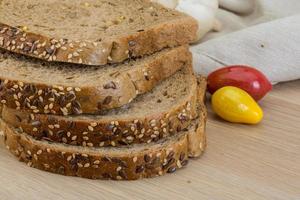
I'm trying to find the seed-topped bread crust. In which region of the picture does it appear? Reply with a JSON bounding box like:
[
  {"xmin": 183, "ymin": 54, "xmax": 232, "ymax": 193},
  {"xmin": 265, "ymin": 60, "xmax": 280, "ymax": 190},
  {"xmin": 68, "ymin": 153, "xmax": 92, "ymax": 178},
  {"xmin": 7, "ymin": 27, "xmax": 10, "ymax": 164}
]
[
  {"xmin": 1, "ymin": 69, "xmax": 203, "ymax": 147},
  {"xmin": 0, "ymin": 0, "xmax": 198, "ymax": 65},
  {"xmin": 0, "ymin": 46, "xmax": 191, "ymax": 115},
  {"xmin": 1, "ymin": 108, "xmax": 206, "ymax": 180}
]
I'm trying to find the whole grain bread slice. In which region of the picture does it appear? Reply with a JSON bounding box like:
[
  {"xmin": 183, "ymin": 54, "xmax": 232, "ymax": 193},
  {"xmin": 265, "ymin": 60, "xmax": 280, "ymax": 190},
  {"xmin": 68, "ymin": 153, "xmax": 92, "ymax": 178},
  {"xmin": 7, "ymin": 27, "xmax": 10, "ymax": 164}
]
[
  {"xmin": 1, "ymin": 70, "xmax": 203, "ymax": 148},
  {"xmin": 1, "ymin": 108, "xmax": 206, "ymax": 180},
  {"xmin": 0, "ymin": 0, "xmax": 198, "ymax": 65},
  {"xmin": 0, "ymin": 46, "xmax": 191, "ymax": 115}
]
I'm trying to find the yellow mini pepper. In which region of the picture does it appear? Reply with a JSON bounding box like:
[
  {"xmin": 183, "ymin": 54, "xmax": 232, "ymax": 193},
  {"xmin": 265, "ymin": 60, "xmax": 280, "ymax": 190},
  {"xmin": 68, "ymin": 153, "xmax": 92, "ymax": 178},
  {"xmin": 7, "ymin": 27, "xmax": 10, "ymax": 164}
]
[{"xmin": 212, "ymin": 86, "xmax": 263, "ymax": 124}]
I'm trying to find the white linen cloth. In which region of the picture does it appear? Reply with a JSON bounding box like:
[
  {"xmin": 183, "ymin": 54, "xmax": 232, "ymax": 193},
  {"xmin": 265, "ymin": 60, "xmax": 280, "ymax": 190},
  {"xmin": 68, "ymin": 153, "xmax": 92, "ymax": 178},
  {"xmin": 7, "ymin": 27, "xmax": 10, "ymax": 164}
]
[{"xmin": 191, "ymin": 0, "xmax": 300, "ymax": 84}]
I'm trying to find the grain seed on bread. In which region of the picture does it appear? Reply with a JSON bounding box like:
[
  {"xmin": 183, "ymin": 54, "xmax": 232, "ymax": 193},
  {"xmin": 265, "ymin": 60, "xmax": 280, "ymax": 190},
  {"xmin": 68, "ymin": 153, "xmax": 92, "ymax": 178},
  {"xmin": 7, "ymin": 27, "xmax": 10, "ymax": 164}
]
[
  {"xmin": 1, "ymin": 111, "xmax": 206, "ymax": 180},
  {"xmin": 2, "ymin": 68, "xmax": 203, "ymax": 147},
  {"xmin": 0, "ymin": 0, "xmax": 198, "ymax": 65},
  {"xmin": 0, "ymin": 46, "xmax": 191, "ymax": 115}
]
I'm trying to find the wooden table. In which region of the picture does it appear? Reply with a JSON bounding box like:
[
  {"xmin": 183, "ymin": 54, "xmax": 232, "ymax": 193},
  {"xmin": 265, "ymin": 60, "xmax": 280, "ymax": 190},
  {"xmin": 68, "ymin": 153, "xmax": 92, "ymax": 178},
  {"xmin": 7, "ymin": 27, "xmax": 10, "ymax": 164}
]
[{"xmin": 0, "ymin": 80, "xmax": 299, "ymax": 200}]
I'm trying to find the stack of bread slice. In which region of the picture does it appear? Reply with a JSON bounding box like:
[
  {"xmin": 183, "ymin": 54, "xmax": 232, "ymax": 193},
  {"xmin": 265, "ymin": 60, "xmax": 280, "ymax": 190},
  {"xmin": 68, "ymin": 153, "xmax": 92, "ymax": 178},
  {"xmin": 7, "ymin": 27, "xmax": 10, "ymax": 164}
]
[{"xmin": 0, "ymin": 0, "xmax": 207, "ymax": 180}]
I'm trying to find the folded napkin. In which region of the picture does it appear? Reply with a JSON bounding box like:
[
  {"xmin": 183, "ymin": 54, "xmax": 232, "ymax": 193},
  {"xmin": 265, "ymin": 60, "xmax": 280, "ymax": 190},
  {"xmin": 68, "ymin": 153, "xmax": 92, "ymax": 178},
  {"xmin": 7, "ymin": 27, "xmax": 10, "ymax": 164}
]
[
  {"xmin": 192, "ymin": 15, "xmax": 300, "ymax": 84},
  {"xmin": 191, "ymin": 0, "xmax": 300, "ymax": 84},
  {"xmin": 153, "ymin": 0, "xmax": 300, "ymax": 84}
]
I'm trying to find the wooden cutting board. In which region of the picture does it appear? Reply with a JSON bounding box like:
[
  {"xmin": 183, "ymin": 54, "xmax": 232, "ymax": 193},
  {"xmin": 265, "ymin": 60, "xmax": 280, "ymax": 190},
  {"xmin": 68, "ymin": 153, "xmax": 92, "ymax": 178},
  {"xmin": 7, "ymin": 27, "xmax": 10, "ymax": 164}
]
[{"xmin": 0, "ymin": 80, "xmax": 299, "ymax": 200}]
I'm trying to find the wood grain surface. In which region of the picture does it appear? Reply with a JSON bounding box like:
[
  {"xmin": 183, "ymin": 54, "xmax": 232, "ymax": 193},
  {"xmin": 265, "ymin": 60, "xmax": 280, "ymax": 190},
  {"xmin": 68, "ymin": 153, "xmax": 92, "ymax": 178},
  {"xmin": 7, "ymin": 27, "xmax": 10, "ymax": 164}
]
[{"xmin": 0, "ymin": 80, "xmax": 299, "ymax": 200}]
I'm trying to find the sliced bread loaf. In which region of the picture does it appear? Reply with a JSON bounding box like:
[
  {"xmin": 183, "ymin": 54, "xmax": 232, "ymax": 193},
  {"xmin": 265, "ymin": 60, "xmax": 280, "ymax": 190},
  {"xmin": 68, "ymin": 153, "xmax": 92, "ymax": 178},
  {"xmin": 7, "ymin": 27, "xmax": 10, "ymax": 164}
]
[
  {"xmin": 0, "ymin": 46, "xmax": 191, "ymax": 115},
  {"xmin": 1, "ymin": 69, "xmax": 203, "ymax": 148},
  {"xmin": 1, "ymin": 107, "xmax": 206, "ymax": 180},
  {"xmin": 0, "ymin": 0, "xmax": 198, "ymax": 65}
]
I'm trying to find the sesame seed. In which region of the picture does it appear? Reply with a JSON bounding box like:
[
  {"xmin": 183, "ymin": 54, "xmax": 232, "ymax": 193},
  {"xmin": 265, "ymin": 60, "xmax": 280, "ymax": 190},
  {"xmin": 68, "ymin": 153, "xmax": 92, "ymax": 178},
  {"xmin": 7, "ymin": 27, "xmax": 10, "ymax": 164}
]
[
  {"xmin": 111, "ymin": 141, "xmax": 116, "ymax": 146},
  {"xmin": 82, "ymin": 132, "xmax": 88, "ymax": 135},
  {"xmin": 30, "ymin": 106, "xmax": 37, "ymax": 110},
  {"xmin": 54, "ymin": 124, "xmax": 60, "ymax": 128},
  {"xmin": 133, "ymin": 156, "xmax": 138, "ymax": 163},
  {"xmin": 150, "ymin": 119, "xmax": 156, "ymax": 124},
  {"xmin": 130, "ymin": 126, "xmax": 135, "ymax": 132},
  {"xmin": 33, "ymin": 128, "xmax": 38, "ymax": 132},
  {"xmin": 66, "ymin": 102, "xmax": 72, "ymax": 108},
  {"xmin": 83, "ymin": 136, "xmax": 89, "ymax": 141},
  {"xmin": 18, "ymin": 82, "xmax": 24, "ymax": 87},
  {"xmin": 67, "ymin": 132, "xmax": 71, "ymax": 137},
  {"xmin": 82, "ymin": 154, "xmax": 88, "ymax": 157},
  {"xmin": 71, "ymin": 135, "xmax": 77, "ymax": 141},
  {"xmin": 61, "ymin": 46, "xmax": 67, "ymax": 51},
  {"xmin": 73, "ymin": 52, "xmax": 79, "ymax": 57},
  {"xmin": 99, "ymin": 142, "xmax": 105, "ymax": 147},
  {"xmin": 65, "ymin": 87, "xmax": 73, "ymax": 92},
  {"xmin": 87, "ymin": 143, "xmax": 93, "ymax": 147},
  {"xmin": 1, "ymin": 100, "xmax": 7, "ymax": 104},
  {"xmin": 37, "ymin": 150, "xmax": 42, "ymax": 155},
  {"xmin": 30, "ymin": 114, "xmax": 35, "ymax": 120},
  {"xmin": 67, "ymin": 156, "xmax": 72, "ymax": 161},
  {"xmin": 46, "ymin": 148, "xmax": 51, "ymax": 153},
  {"xmin": 49, "ymin": 103, "xmax": 54, "ymax": 109},
  {"xmin": 15, "ymin": 101, "xmax": 21, "ymax": 107},
  {"xmin": 94, "ymin": 160, "xmax": 100, "ymax": 164},
  {"xmin": 75, "ymin": 87, "xmax": 81, "ymax": 92},
  {"xmin": 48, "ymin": 130, "xmax": 53, "ymax": 136},
  {"xmin": 48, "ymin": 125, "xmax": 54, "ymax": 129},
  {"xmin": 116, "ymin": 166, "xmax": 122, "ymax": 171},
  {"xmin": 58, "ymin": 86, "xmax": 64, "ymax": 91},
  {"xmin": 88, "ymin": 126, "xmax": 94, "ymax": 131},
  {"xmin": 90, "ymin": 122, "xmax": 97, "ymax": 127},
  {"xmin": 126, "ymin": 136, "xmax": 134, "ymax": 141},
  {"xmin": 77, "ymin": 163, "xmax": 83, "ymax": 168},
  {"xmin": 27, "ymin": 150, "xmax": 31, "ymax": 155}
]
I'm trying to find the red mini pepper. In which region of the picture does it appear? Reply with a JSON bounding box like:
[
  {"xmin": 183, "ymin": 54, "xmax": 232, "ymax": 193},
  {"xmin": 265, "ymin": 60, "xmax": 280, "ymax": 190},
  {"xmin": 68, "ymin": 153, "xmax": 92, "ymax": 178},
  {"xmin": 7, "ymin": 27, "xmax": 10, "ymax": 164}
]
[{"xmin": 207, "ymin": 65, "xmax": 272, "ymax": 101}]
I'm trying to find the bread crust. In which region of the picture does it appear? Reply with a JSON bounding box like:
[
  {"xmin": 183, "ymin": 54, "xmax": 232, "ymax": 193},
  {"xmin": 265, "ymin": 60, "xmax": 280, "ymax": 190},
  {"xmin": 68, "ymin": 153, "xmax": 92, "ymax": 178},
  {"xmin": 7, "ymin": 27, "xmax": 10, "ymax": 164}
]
[
  {"xmin": 1, "ymin": 112, "xmax": 206, "ymax": 180},
  {"xmin": 0, "ymin": 15, "xmax": 197, "ymax": 65},
  {"xmin": 0, "ymin": 76, "xmax": 207, "ymax": 180},
  {"xmin": 0, "ymin": 46, "xmax": 191, "ymax": 115},
  {"xmin": 1, "ymin": 70, "xmax": 205, "ymax": 148},
  {"xmin": 188, "ymin": 76, "xmax": 207, "ymax": 157}
]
